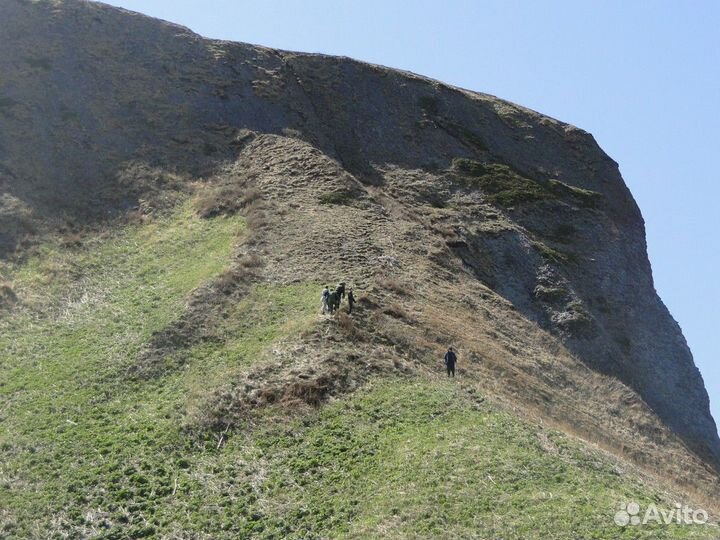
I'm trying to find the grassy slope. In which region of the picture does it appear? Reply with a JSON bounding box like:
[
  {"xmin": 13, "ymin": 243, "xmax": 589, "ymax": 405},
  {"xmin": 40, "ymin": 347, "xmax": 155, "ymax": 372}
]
[{"xmin": 0, "ymin": 204, "xmax": 717, "ymax": 539}]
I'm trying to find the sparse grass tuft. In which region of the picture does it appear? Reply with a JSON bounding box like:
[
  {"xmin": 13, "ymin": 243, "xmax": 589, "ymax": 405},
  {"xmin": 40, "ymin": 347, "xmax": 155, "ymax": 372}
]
[
  {"xmin": 532, "ymin": 240, "xmax": 575, "ymax": 264},
  {"xmin": 376, "ymin": 276, "xmax": 409, "ymax": 296},
  {"xmin": 548, "ymin": 179, "xmax": 604, "ymax": 208},
  {"xmin": 382, "ymin": 302, "xmax": 412, "ymax": 322},
  {"xmin": 194, "ymin": 181, "xmax": 261, "ymax": 219},
  {"xmin": 319, "ymin": 190, "xmax": 356, "ymax": 206},
  {"xmin": 561, "ymin": 299, "xmax": 595, "ymax": 333},
  {"xmin": 238, "ymin": 253, "xmax": 264, "ymax": 268},
  {"xmin": 567, "ymin": 299, "xmax": 592, "ymax": 319},
  {"xmin": 59, "ymin": 230, "xmax": 83, "ymax": 248},
  {"xmin": 215, "ymin": 267, "xmax": 254, "ymax": 295},
  {"xmin": 534, "ymin": 284, "xmax": 568, "ymax": 302},
  {"xmin": 244, "ymin": 199, "xmax": 270, "ymax": 231},
  {"xmin": 335, "ymin": 311, "xmax": 357, "ymax": 336},
  {"xmin": 0, "ymin": 282, "xmax": 17, "ymax": 309},
  {"xmin": 452, "ymin": 157, "xmax": 490, "ymax": 177}
]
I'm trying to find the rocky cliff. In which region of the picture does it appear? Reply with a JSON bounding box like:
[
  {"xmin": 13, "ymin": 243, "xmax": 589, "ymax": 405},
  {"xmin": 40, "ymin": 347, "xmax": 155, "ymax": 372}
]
[{"xmin": 1, "ymin": 0, "xmax": 718, "ymax": 513}]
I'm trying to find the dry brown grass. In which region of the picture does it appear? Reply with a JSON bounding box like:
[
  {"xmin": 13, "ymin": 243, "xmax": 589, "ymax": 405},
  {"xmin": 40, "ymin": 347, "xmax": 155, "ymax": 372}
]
[
  {"xmin": 59, "ymin": 231, "xmax": 83, "ymax": 248},
  {"xmin": 244, "ymin": 199, "xmax": 270, "ymax": 231},
  {"xmin": 364, "ymin": 305, "xmax": 432, "ymax": 361},
  {"xmin": 123, "ymin": 209, "xmax": 146, "ymax": 225},
  {"xmin": 335, "ymin": 311, "xmax": 356, "ymax": 336},
  {"xmin": 0, "ymin": 282, "xmax": 17, "ymax": 310},
  {"xmin": 194, "ymin": 182, "xmax": 262, "ymax": 219},
  {"xmin": 215, "ymin": 267, "xmax": 255, "ymax": 296},
  {"xmin": 194, "ymin": 184, "xmax": 242, "ymax": 218},
  {"xmin": 376, "ymin": 276, "xmax": 408, "ymax": 296},
  {"xmin": 238, "ymin": 253, "xmax": 265, "ymax": 268},
  {"xmin": 240, "ymin": 187, "xmax": 262, "ymax": 207},
  {"xmin": 382, "ymin": 303, "xmax": 413, "ymax": 322},
  {"xmin": 116, "ymin": 163, "xmax": 191, "ymax": 215},
  {"xmin": 276, "ymin": 375, "xmax": 336, "ymax": 407},
  {"xmin": 433, "ymin": 224, "xmax": 457, "ymax": 239}
]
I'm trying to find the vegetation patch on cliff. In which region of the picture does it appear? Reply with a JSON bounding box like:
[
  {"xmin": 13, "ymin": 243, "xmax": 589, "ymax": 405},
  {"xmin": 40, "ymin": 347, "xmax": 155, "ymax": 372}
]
[
  {"xmin": 452, "ymin": 158, "xmax": 549, "ymax": 206},
  {"xmin": 452, "ymin": 158, "xmax": 604, "ymax": 211},
  {"xmin": 548, "ymin": 179, "xmax": 604, "ymax": 208}
]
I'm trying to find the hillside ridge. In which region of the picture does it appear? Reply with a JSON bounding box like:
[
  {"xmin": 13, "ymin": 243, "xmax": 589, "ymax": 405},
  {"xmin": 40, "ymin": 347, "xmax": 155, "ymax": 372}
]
[{"xmin": 1, "ymin": 1, "xmax": 718, "ymax": 535}]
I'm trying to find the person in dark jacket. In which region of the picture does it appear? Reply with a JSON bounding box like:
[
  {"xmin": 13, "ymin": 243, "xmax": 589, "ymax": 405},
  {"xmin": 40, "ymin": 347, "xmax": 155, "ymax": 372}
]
[
  {"xmin": 326, "ymin": 291, "xmax": 338, "ymax": 314},
  {"xmin": 444, "ymin": 347, "xmax": 457, "ymax": 377},
  {"xmin": 347, "ymin": 288, "xmax": 355, "ymax": 314},
  {"xmin": 321, "ymin": 285, "xmax": 330, "ymax": 314},
  {"xmin": 335, "ymin": 282, "xmax": 346, "ymax": 311}
]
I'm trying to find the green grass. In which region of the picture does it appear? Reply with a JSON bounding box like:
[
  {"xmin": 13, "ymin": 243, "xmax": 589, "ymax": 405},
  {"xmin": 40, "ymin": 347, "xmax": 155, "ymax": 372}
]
[
  {"xmin": 452, "ymin": 158, "xmax": 549, "ymax": 206},
  {"xmin": 451, "ymin": 159, "xmax": 604, "ymax": 211},
  {"xmin": 177, "ymin": 380, "xmax": 716, "ymax": 539},
  {"xmin": 0, "ymin": 201, "xmax": 314, "ymax": 538},
  {"xmin": 0, "ymin": 201, "xmax": 716, "ymax": 538},
  {"xmin": 548, "ymin": 179, "xmax": 604, "ymax": 208},
  {"xmin": 565, "ymin": 299, "xmax": 594, "ymax": 327},
  {"xmin": 534, "ymin": 285, "xmax": 569, "ymax": 302},
  {"xmin": 181, "ymin": 282, "xmax": 320, "ymax": 409},
  {"xmin": 531, "ymin": 240, "xmax": 576, "ymax": 265}
]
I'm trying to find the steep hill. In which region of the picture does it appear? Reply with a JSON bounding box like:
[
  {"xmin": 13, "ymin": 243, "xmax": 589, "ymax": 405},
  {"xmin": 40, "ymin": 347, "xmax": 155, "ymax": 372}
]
[{"xmin": 1, "ymin": 0, "xmax": 718, "ymax": 538}]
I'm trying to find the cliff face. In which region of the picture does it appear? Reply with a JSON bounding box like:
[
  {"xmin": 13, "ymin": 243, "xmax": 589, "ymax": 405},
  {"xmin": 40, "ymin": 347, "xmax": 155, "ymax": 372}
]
[{"xmin": 1, "ymin": 0, "xmax": 718, "ymax": 475}]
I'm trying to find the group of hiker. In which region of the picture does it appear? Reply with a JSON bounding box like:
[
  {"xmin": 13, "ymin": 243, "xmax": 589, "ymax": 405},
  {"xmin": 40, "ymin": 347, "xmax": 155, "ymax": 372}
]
[
  {"xmin": 320, "ymin": 285, "xmax": 459, "ymax": 377},
  {"xmin": 321, "ymin": 282, "xmax": 356, "ymax": 315}
]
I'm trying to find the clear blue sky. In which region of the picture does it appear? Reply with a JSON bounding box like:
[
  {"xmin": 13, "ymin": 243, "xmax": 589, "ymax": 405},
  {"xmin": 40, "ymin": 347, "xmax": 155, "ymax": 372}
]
[{"xmin": 102, "ymin": 0, "xmax": 720, "ymax": 428}]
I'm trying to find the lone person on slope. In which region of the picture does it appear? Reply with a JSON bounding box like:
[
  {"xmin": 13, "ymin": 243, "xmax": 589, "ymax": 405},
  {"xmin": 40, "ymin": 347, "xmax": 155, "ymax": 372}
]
[{"xmin": 444, "ymin": 347, "xmax": 458, "ymax": 378}]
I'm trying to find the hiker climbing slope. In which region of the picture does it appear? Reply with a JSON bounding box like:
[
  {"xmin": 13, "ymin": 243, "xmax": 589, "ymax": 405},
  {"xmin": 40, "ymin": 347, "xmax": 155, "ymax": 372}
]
[
  {"xmin": 321, "ymin": 285, "xmax": 330, "ymax": 314},
  {"xmin": 334, "ymin": 282, "xmax": 346, "ymax": 311},
  {"xmin": 444, "ymin": 347, "xmax": 458, "ymax": 378},
  {"xmin": 347, "ymin": 288, "xmax": 355, "ymax": 314}
]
